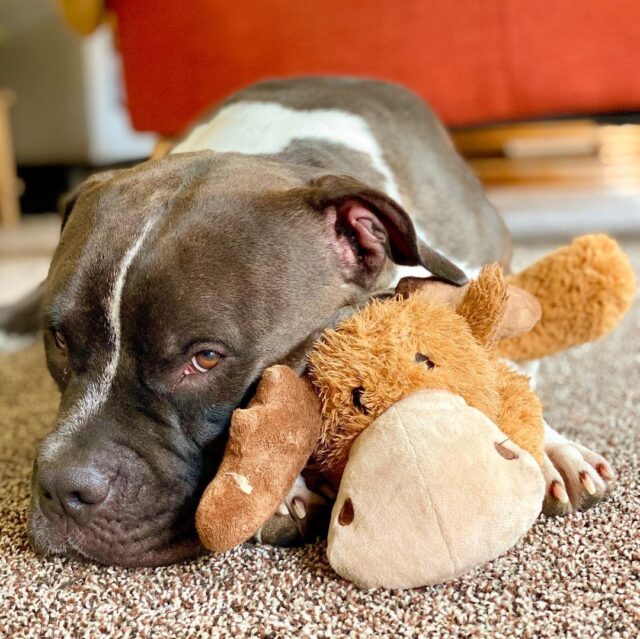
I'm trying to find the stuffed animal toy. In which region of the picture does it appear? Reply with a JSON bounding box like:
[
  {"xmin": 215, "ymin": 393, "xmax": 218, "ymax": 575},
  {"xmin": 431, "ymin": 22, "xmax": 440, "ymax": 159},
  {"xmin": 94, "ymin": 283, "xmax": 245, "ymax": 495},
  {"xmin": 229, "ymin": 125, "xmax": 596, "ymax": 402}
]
[{"xmin": 196, "ymin": 234, "xmax": 635, "ymax": 589}]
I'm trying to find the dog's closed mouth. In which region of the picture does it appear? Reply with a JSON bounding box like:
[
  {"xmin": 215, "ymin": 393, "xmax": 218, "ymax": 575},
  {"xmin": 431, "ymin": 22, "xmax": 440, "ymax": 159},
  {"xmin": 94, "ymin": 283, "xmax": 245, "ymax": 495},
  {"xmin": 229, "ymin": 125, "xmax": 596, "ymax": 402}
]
[{"xmin": 28, "ymin": 495, "xmax": 206, "ymax": 567}]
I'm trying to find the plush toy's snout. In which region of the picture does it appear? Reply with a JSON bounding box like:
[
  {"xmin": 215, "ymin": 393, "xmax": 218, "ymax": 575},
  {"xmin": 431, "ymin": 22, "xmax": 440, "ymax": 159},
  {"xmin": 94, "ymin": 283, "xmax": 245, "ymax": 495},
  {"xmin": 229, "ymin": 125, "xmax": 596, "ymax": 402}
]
[{"xmin": 326, "ymin": 389, "xmax": 545, "ymax": 590}]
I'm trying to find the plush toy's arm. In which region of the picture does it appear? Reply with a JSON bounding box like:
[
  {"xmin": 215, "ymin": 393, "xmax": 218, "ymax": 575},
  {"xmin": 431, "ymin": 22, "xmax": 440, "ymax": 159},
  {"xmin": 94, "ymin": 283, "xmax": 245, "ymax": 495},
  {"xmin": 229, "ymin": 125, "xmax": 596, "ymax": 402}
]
[
  {"xmin": 196, "ymin": 365, "xmax": 323, "ymax": 552},
  {"xmin": 498, "ymin": 234, "xmax": 636, "ymax": 361}
]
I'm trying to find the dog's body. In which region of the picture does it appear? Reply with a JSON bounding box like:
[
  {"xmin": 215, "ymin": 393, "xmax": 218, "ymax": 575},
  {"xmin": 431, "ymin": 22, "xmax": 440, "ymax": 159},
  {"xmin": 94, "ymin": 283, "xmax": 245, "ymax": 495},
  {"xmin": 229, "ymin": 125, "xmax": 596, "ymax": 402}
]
[{"xmin": 2, "ymin": 78, "xmax": 612, "ymax": 566}]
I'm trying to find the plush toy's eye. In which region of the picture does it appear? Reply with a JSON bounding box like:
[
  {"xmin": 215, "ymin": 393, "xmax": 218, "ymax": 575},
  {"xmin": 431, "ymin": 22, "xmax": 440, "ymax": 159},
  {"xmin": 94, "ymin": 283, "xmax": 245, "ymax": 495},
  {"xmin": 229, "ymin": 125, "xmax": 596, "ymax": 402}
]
[
  {"xmin": 351, "ymin": 386, "xmax": 369, "ymax": 414},
  {"xmin": 415, "ymin": 352, "xmax": 435, "ymax": 369}
]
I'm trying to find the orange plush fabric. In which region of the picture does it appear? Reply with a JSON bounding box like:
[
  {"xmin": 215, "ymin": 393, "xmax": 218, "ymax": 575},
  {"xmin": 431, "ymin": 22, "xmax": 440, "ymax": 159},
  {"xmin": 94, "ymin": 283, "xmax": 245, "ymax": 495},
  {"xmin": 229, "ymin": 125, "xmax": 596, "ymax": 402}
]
[
  {"xmin": 107, "ymin": 0, "xmax": 640, "ymax": 135},
  {"xmin": 498, "ymin": 235, "xmax": 637, "ymax": 362},
  {"xmin": 309, "ymin": 265, "xmax": 545, "ymax": 481},
  {"xmin": 309, "ymin": 234, "xmax": 635, "ymax": 481}
]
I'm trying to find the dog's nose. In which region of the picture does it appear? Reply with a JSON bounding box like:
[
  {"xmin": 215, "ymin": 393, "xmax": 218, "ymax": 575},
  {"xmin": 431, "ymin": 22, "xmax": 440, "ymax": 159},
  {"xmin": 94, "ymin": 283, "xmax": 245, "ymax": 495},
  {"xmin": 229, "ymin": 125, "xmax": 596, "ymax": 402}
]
[{"xmin": 38, "ymin": 464, "xmax": 110, "ymax": 525}]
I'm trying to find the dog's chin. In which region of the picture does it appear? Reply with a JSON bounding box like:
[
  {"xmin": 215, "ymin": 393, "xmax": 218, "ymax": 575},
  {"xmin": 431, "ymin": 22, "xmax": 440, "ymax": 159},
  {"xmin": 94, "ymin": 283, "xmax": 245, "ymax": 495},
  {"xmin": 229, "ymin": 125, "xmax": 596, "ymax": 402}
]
[{"xmin": 28, "ymin": 505, "xmax": 205, "ymax": 567}]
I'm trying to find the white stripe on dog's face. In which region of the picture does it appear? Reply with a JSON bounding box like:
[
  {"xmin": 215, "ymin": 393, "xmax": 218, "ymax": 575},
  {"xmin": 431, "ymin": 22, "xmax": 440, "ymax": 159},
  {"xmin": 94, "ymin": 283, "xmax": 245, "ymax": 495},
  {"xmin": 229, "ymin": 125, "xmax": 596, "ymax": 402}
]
[
  {"xmin": 172, "ymin": 101, "xmax": 402, "ymax": 203},
  {"xmin": 41, "ymin": 217, "xmax": 158, "ymax": 461}
]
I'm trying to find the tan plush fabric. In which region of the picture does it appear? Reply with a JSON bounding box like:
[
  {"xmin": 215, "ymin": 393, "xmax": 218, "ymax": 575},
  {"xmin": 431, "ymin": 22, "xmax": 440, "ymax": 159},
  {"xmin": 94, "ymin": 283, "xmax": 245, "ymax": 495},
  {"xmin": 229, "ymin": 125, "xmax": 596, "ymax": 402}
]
[
  {"xmin": 0, "ymin": 240, "xmax": 639, "ymax": 637},
  {"xmin": 327, "ymin": 390, "xmax": 545, "ymax": 590}
]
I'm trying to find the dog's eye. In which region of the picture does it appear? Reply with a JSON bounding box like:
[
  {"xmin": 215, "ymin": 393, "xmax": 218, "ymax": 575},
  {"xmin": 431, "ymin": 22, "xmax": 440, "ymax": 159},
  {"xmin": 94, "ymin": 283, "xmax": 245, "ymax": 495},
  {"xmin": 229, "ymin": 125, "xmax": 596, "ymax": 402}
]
[
  {"xmin": 190, "ymin": 350, "xmax": 221, "ymax": 373},
  {"xmin": 351, "ymin": 386, "xmax": 369, "ymax": 415},
  {"xmin": 415, "ymin": 352, "xmax": 435, "ymax": 369},
  {"xmin": 51, "ymin": 329, "xmax": 67, "ymax": 353}
]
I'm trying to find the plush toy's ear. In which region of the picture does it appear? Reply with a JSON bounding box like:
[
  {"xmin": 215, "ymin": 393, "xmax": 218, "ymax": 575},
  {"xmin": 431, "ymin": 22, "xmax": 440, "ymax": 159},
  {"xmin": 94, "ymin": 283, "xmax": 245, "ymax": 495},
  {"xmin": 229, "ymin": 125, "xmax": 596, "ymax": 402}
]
[
  {"xmin": 306, "ymin": 175, "xmax": 468, "ymax": 288},
  {"xmin": 458, "ymin": 266, "xmax": 541, "ymax": 344},
  {"xmin": 495, "ymin": 284, "xmax": 542, "ymax": 340},
  {"xmin": 397, "ymin": 266, "xmax": 541, "ymax": 345},
  {"xmin": 396, "ymin": 276, "xmax": 469, "ymax": 306}
]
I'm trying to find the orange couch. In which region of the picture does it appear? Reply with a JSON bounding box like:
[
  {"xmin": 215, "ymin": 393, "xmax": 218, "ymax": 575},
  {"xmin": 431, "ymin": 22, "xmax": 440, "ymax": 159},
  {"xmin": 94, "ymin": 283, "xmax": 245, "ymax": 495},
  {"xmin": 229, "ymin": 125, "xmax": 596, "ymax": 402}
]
[{"xmin": 107, "ymin": 0, "xmax": 640, "ymax": 135}]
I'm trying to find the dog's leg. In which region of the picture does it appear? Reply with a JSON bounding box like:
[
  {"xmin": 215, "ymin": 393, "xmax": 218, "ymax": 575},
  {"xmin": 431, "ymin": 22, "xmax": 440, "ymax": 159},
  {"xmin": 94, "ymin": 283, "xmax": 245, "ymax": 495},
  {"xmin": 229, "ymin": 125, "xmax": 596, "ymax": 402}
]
[
  {"xmin": 541, "ymin": 421, "xmax": 615, "ymax": 516},
  {"xmin": 508, "ymin": 358, "xmax": 615, "ymax": 515}
]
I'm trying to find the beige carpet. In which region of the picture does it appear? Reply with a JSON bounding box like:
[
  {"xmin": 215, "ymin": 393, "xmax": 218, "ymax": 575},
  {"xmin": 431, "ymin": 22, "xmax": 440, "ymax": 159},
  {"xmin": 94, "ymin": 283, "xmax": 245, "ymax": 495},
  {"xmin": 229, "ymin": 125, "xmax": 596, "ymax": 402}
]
[{"xmin": 1, "ymin": 241, "xmax": 639, "ymax": 639}]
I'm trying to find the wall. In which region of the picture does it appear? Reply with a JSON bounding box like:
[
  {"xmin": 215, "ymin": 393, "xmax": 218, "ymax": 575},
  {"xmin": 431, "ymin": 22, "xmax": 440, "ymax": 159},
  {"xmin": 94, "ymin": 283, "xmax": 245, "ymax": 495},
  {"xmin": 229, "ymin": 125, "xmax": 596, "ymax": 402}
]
[{"xmin": 0, "ymin": 0, "xmax": 155, "ymax": 165}]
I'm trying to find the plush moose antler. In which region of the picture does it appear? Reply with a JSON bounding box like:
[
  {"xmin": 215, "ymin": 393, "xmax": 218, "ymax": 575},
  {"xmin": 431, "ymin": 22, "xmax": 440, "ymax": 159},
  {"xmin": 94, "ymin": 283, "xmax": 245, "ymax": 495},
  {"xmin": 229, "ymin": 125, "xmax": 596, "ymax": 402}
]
[{"xmin": 196, "ymin": 366, "xmax": 323, "ymax": 552}]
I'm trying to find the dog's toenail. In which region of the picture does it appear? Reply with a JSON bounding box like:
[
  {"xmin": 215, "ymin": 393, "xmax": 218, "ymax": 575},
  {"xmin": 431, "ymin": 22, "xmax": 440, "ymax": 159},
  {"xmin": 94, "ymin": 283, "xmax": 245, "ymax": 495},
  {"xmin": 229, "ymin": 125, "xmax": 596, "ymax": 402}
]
[
  {"xmin": 550, "ymin": 480, "xmax": 569, "ymax": 504},
  {"xmin": 596, "ymin": 463, "xmax": 612, "ymax": 481},
  {"xmin": 291, "ymin": 497, "xmax": 306, "ymax": 519},
  {"xmin": 580, "ymin": 472, "xmax": 596, "ymax": 495}
]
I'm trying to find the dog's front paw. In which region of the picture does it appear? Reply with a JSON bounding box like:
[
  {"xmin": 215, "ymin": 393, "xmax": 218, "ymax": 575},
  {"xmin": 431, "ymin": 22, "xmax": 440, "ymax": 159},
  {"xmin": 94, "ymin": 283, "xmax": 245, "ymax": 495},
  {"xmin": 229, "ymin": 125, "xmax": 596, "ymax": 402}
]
[
  {"xmin": 253, "ymin": 475, "xmax": 331, "ymax": 547},
  {"xmin": 541, "ymin": 435, "xmax": 614, "ymax": 516},
  {"xmin": 283, "ymin": 475, "xmax": 331, "ymax": 542},
  {"xmin": 254, "ymin": 509, "xmax": 303, "ymax": 547}
]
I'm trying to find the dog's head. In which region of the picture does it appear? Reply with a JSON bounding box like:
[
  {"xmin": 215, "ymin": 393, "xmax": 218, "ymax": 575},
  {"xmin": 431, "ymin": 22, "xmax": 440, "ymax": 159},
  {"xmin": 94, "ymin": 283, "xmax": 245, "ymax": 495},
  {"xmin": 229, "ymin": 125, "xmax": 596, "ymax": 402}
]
[{"xmin": 29, "ymin": 150, "xmax": 466, "ymax": 566}]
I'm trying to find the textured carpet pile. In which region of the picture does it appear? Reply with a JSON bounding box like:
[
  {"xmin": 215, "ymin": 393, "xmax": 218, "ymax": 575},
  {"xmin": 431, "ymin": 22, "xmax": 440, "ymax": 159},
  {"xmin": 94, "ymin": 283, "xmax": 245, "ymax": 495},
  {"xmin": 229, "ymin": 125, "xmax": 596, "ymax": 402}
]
[{"xmin": 1, "ymin": 242, "xmax": 639, "ymax": 638}]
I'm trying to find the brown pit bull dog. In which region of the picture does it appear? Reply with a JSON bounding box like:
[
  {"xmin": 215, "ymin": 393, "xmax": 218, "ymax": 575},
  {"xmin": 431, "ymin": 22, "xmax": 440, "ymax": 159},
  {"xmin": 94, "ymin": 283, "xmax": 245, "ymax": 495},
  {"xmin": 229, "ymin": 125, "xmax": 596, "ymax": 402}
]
[{"xmin": 1, "ymin": 78, "xmax": 614, "ymax": 566}]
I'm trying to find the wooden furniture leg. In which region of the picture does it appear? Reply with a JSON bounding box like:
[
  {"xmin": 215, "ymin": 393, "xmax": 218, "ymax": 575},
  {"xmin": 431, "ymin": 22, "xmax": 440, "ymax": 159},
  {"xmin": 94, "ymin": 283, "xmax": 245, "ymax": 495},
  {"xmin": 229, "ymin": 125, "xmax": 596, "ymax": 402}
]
[{"xmin": 0, "ymin": 90, "xmax": 21, "ymax": 228}]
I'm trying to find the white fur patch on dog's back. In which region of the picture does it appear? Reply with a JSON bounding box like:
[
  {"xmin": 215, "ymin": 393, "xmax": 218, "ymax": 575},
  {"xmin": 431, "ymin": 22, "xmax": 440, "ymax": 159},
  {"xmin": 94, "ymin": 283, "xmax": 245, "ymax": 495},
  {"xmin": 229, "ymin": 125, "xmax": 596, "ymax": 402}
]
[{"xmin": 172, "ymin": 101, "xmax": 402, "ymax": 202}]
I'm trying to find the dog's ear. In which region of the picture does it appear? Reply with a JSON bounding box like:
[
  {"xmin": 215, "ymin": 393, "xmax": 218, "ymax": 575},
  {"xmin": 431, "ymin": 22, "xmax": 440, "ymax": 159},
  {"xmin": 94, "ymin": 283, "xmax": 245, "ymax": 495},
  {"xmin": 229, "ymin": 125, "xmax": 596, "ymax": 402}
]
[
  {"xmin": 59, "ymin": 170, "xmax": 121, "ymax": 232},
  {"xmin": 58, "ymin": 183, "xmax": 83, "ymax": 231},
  {"xmin": 306, "ymin": 175, "xmax": 468, "ymax": 287}
]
